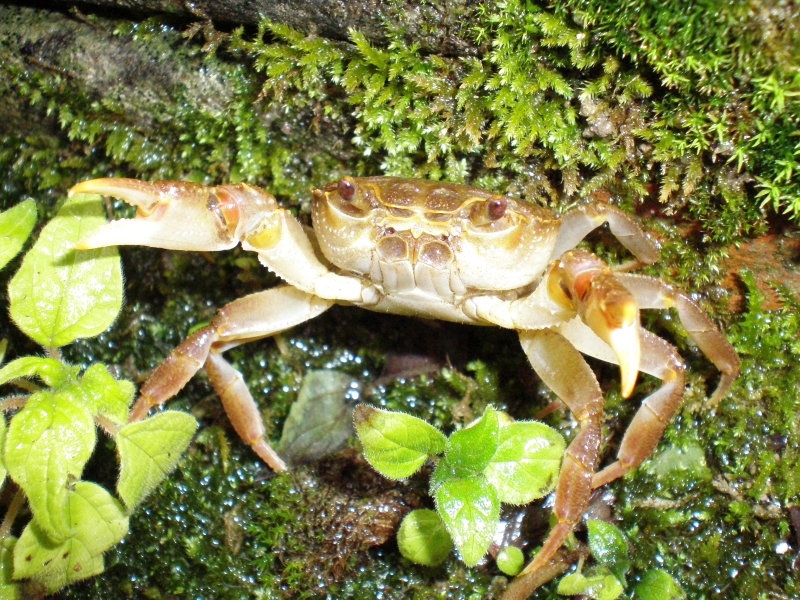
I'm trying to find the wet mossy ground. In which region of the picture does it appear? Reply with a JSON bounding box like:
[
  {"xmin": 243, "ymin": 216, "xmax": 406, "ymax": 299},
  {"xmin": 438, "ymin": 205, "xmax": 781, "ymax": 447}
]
[{"xmin": 1, "ymin": 1, "xmax": 799, "ymax": 598}]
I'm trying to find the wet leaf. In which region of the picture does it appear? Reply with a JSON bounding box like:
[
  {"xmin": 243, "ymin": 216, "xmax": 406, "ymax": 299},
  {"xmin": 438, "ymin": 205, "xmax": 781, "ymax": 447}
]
[
  {"xmin": 9, "ymin": 194, "xmax": 122, "ymax": 347},
  {"xmin": 0, "ymin": 537, "xmax": 19, "ymax": 600},
  {"xmin": 434, "ymin": 475, "xmax": 499, "ymax": 567},
  {"xmin": 430, "ymin": 454, "xmax": 470, "ymax": 491},
  {"xmin": 278, "ymin": 370, "xmax": 356, "ymax": 465},
  {"xmin": 397, "ymin": 509, "xmax": 452, "ymax": 567},
  {"xmin": 116, "ymin": 411, "xmax": 198, "ymax": 511},
  {"xmin": 557, "ymin": 568, "xmax": 624, "ymax": 599},
  {"xmin": 496, "ymin": 545, "xmax": 525, "ymax": 576},
  {"xmin": 0, "ymin": 198, "xmax": 36, "ymax": 271},
  {"xmin": 484, "ymin": 420, "xmax": 565, "ymax": 504},
  {"xmin": 5, "ymin": 390, "xmax": 95, "ymax": 541},
  {"xmin": 445, "ymin": 405, "xmax": 500, "ymax": 474},
  {"xmin": 354, "ymin": 404, "xmax": 447, "ymax": 479},
  {"xmin": 0, "ymin": 357, "xmax": 70, "ymax": 388},
  {"xmin": 79, "ymin": 364, "xmax": 134, "ymax": 425},
  {"xmin": 588, "ymin": 520, "xmax": 630, "ymax": 583},
  {"xmin": 634, "ymin": 568, "xmax": 686, "ymax": 600},
  {"xmin": 13, "ymin": 481, "xmax": 128, "ymax": 592}
]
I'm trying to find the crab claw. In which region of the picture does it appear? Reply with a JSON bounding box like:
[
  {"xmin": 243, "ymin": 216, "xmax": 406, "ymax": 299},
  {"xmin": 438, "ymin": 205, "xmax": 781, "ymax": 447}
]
[
  {"xmin": 581, "ymin": 272, "xmax": 641, "ymax": 398},
  {"xmin": 70, "ymin": 178, "xmax": 245, "ymax": 252},
  {"xmin": 549, "ymin": 250, "xmax": 641, "ymax": 397}
]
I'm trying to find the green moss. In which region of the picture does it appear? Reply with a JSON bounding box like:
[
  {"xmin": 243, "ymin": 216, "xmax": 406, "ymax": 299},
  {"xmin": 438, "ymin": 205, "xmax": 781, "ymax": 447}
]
[
  {"xmin": 716, "ymin": 272, "xmax": 800, "ymax": 503},
  {"xmin": 558, "ymin": 0, "xmax": 800, "ymax": 219}
]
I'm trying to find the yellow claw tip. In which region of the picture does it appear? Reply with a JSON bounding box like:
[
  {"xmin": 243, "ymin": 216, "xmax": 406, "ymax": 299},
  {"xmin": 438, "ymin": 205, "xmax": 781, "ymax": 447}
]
[
  {"xmin": 620, "ymin": 373, "xmax": 637, "ymax": 399},
  {"xmin": 74, "ymin": 238, "xmax": 96, "ymax": 250},
  {"xmin": 69, "ymin": 181, "xmax": 103, "ymax": 198},
  {"xmin": 607, "ymin": 324, "xmax": 640, "ymax": 399}
]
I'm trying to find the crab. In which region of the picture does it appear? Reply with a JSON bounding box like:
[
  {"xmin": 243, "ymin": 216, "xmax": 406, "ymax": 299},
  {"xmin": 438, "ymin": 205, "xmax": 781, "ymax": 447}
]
[{"xmin": 70, "ymin": 175, "xmax": 738, "ymax": 579}]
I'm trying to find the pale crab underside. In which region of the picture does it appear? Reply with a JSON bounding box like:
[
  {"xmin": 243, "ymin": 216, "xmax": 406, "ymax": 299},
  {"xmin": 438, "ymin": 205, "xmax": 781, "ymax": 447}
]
[{"xmin": 70, "ymin": 176, "xmax": 739, "ymax": 584}]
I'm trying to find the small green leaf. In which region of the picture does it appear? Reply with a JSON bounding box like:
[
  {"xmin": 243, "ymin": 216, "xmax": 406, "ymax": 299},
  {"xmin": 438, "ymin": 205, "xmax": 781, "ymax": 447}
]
[
  {"xmin": 557, "ymin": 568, "xmax": 624, "ymax": 600},
  {"xmin": 397, "ymin": 509, "xmax": 452, "ymax": 567},
  {"xmin": 434, "ymin": 475, "xmax": 499, "ymax": 567},
  {"xmin": 354, "ymin": 405, "xmax": 447, "ymax": 480},
  {"xmin": 496, "ymin": 545, "xmax": 525, "ymax": 576},
  {"xmin": 79, "ymin": 364, "xmax": 134, "ymax": 424},
  {"xmin": 0, "ymin": 199, "xmax": 36, "ymax": 271},
  {"xmin": 278, "ymin": 370, "xmax": 356, "ymax": 465},
  {"xmin": 484, "ymin": 420, "xmax": 565, "ymax": 504},
  {"xmin": 9, "ymin": 194, "xmax": 122, "ymax": 347},
  {"xmin": 445, "ymin": 405, "xmax": 500, "ymax": 474},
  {"xmin": 0, "ymin": 537, "xmax": 20, "ymax": 599},
  {"xmin": 116, "ymin": 411, "xmax": 198, "ymax": 511},
  {"xmin": 634, "ymin": 569, "xmax": 686, "ymax": 600},
  {"xmin": 430, "ymin": 454, "xmax": 471, "ymax": 491},
  {"xmin": 5, "ymin": 390, "xmax": 95, "ymax": 541},
  {"xmin": 587, "ymin": 520, "xmax": 630, "ymax": 583},
  {"xmin": 0, "ymin": 357, "xmax": 69, "ymax": 388},
  {"xmin": 13, "ymin": 481, "xmax": 128, "ymax": 592}
]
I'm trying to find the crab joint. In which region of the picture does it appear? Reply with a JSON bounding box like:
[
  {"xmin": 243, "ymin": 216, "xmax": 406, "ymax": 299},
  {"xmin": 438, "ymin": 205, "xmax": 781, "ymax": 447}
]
[{"xmin": 244, "ymin": 211, "xmax": 285, "ymax": 250}]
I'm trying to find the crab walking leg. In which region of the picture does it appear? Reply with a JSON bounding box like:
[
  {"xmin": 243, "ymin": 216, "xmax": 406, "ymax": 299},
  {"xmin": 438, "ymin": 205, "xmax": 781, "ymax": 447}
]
[
  {"xmin": 558, "ymin": 321, "xmax": 687, "ymax": 489},
  {"xmin": 549, "ymin": 202, "xmax": 660, "ymax": 266},
  {"xmin": 130, "ymin": 286, "xmax": 333, "ymax": 471},
  {"xmin": 517, "ymin": 329, "xmax": 604, "ymax": 576},
  {"xmin": 616, "ymin": 273, "xmax": 740, "ymax": 403},
  {"xmin": 204, "ymin": 353, "xmax": 287, "ymax": 472}
]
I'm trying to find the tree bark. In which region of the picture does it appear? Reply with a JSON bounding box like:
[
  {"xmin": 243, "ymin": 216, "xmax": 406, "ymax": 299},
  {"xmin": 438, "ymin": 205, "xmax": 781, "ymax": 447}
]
[{"xmin": 39, "ymin": 0, "xmax": 474, "ymax": 52}]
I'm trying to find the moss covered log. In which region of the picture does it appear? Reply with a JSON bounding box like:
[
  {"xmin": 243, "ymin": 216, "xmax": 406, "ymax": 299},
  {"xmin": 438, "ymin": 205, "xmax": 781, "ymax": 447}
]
[{"xmin": 1, "ymin": 1, "xmax": 798, "ymax": 598}]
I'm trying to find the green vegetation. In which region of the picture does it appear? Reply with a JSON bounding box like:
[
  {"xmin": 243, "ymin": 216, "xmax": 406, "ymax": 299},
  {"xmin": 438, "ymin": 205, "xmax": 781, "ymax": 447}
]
[
  {"xmin": 556, "ymin": 520, "xmax": 684, "ymax": 600},
  {"xmin": 355, "ymin": 404, "xmax": 564, "ymax": 567},
  {"xmin": 0, "ymin": 197, "xmax": 196, "ymax": 596},
  {"xmin": 0, "ymin": 0, "xmax": 797, "ymax": 598}
]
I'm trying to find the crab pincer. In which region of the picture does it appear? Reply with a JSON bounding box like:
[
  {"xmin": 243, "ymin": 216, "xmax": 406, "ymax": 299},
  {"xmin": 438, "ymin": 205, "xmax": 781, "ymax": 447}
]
[
  {"xmin": 547, "ymin": 249, "xmax": 642, "ymax": 398},
  {"xmin": 72, "ymin": 178, "xmax": 277, "ymax": 252}
]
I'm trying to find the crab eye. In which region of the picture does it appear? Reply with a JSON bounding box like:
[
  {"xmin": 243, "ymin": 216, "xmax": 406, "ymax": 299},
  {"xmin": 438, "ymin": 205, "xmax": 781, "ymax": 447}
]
[
  {"xmin": 487, "ymin": 198, "xmax": 507, "ymax": 220},
  {"xmin": 337, "ymin": 178, "xmax": 356, "ymax": 201}
]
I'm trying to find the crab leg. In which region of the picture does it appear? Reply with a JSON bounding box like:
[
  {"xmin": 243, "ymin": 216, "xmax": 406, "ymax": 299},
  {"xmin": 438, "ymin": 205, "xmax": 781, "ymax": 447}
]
[
  {"xmin": 615, "ymin": 273, "xmax": 740, "ymax": 403},
  {"xmin": 70, "ymin": 178, "xmax": 370, "ymax": 303},
  {"xmin": 517, "ymin": 329, "xmax": 604, "ymax": 576},
  {"xmin": 130, "ymin": 285, "xmax": 333, "ymax": 472},
  {"xmin": 550, "ymin": 201, "xmax": 660, "ymax": 267},
  {"xmin": 590, "ymin": 331, "xmax": 685, "ymax": 488},
  {"xmin": 558, "ymin": 320, "xmax": 687, "ymax": 488}
]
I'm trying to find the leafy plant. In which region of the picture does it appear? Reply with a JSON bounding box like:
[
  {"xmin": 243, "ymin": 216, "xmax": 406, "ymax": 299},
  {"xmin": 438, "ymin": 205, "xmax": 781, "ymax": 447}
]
[
  {"xmin": 556, "ymin": 519, "xmax": 685, "ymax": 600},
  {"xmin": 0, "ymin": 195, "xmax": 197, "ymax": 595},
  {"xmin": 0, "ymin": 199, "xmax": 36, "ymax": 271},
  {"xmin": 354, "ymin": 404, "xmax": 564, "ymax": 568}
]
